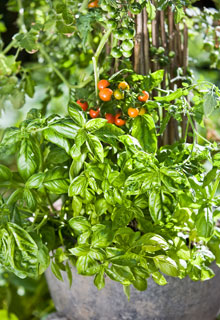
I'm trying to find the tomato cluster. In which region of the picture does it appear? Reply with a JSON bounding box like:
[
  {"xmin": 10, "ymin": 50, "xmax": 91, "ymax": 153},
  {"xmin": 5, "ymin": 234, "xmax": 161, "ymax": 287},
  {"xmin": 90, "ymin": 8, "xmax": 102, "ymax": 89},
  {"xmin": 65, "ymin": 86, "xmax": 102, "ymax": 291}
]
[{"xmin": 76, "ymin": 78, "xmax": 150, "ymax": 126}]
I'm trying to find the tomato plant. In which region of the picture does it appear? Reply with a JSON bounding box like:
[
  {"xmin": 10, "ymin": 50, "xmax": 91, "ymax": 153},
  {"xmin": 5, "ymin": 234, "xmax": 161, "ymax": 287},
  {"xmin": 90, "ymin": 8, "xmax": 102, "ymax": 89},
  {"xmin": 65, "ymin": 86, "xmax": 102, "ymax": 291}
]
[
  {"xmin": 76, "ymin": 100, "xmax": 89, "ymax": 111},
  {"xmin": 99, "ymin": 88, "xmax": 113, "ymax": 101},
  {"xmin": 89, "ymin": 108, "xmax": 100, "ymax": 118}
]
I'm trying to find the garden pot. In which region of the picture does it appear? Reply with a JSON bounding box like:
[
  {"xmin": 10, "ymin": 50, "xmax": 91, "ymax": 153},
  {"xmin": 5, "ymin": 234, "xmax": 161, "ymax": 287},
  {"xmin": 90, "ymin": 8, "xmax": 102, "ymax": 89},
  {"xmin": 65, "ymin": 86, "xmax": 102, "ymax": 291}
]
[{"xmin": 45, "ymin": 263, "xmax": 220, "ymax": 320}]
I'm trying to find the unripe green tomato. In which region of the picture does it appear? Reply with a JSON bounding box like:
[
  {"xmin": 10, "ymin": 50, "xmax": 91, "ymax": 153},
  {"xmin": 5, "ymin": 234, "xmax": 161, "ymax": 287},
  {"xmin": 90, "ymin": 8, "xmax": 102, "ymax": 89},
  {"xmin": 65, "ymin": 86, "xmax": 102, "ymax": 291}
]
[
  {"xmin": 113, "ymin": 29, "xmax": 125, "ymax": 40},
  {"xmin": 150, "ymin": 46, "xmax": 157, "ymax": 55},
  {"xmin": 210, "ymin": 52, "xmax": 218, "ymax": 63},
  {"xmin": 157, "ymin": 46, "xmax": 165, "ymax": 55},
  {"xmin": 216, "ymin": 60, "xmax": 220, "ymax": 69},
  {"xmin": 111, "ymin": 47, "xmax": 122, "ymax": 58},
  {"xmin": 129, "ymin": 3, "xmax": 142, "ymax": 14},
  {"xmin": 203, "ymin": 41, "xmax": 214, "ymax": 52},
  {"xmin": 122, "ymin": 27, "xmax": 136, "ymax": 39},
  {"xmin": 169, "ymin": 51, "xmax": 175, "ymax": 58},
  {"xmin": 106, "ymin": 19, "xmax": 117, "ymax": 29},
  {"xmin": 122, "ymin": 50, "xmax": 133, "ymax": 58},
  {"xmin": 121, "ymin": 39, "xmax": 134, "ymax": 51}
]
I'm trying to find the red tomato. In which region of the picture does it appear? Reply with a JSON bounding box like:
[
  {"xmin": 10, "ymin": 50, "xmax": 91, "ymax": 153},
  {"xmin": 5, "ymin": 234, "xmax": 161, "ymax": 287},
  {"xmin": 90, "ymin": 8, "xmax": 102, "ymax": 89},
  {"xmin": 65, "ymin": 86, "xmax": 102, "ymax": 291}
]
[
  {"xmin": 138, "ymin": 91, "xmax": 149, "ymax": 102},
  {"xmin": 128, "ymin": 107, "xmax": 139, "ymax": 118},
  {"xmin": 89, "ymin": 108, "xmax": 100, "ymax": 118},
  {"xmin": 88, "ymin": 0, "xmax": 98, "ymax": 8},
  {"xmin": 114, "ymin": 113, "xmax": 126, "ymax": 126},
  {"xmin": 99, "ymin": 88, "xmax": 113, "ymax": 102},
  {"xmin": 98, "ymin": 79, "xmax": 110, "ymax": 90},
  {"xmin": 105, "ymin": 113, "xmax": 115, "ymax": 124},
  {"xmin": 76, "ymin": 99, "xmax": 88, "ymax": 111}
]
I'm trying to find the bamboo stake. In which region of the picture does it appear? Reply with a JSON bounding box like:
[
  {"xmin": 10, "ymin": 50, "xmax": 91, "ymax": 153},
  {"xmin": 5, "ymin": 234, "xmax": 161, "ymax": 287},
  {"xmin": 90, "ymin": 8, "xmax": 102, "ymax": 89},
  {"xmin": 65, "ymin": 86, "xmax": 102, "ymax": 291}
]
[
  {"xmin": 134, "ymin": 14, "xmax": 142, "ymax": 73},
  {"xmin": 142, "ymin": 8, "xmax": 150, "ymax": 74}
]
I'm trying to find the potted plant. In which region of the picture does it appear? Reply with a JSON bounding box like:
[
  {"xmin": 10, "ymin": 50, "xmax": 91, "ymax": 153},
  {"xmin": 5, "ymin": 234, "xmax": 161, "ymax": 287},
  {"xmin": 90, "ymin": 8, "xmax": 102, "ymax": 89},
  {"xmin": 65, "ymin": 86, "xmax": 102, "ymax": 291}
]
[{"xmin": 1, "ymin": 0, "xmax": 220, "ymax": 319}]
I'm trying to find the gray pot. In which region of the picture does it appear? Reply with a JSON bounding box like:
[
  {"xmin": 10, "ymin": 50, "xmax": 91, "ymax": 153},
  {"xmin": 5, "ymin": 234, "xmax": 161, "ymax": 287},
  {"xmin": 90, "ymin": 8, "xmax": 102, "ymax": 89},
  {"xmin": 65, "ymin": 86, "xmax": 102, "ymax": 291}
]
[{"xmin": 46, "ymin": 264, "xmax": 220, "ymax": 320}]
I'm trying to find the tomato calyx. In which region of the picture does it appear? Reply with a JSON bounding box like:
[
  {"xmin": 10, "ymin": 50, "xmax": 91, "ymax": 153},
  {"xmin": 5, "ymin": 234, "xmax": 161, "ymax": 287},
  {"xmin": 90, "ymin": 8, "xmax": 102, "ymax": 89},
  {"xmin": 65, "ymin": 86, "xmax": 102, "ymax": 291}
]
[
  {"xmin": 76, "ymin": 99, "xmax": 89, "ymax": 111},
  {"xmin": 89, "ymin": 108, "xmax": 100, "ymax": 118},
  {"xmin": 138, "ymin": 90, "xmax": 149, "ymax": 102}
]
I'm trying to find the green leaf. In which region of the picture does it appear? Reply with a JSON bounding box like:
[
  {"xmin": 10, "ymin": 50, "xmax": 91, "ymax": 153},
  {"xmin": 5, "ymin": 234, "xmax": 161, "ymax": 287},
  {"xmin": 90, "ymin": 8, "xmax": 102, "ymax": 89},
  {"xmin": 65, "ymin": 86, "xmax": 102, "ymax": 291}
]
[
  {"xmin": 85, "ymin": 118, "xmax": 107, "ymax": 132},
  {"xmin": 110, "ymin": 253, "xmax": 139, "ymax": 267},
  {"xmin": 76, "ymin": 255, "xmax": 100, "ymax": 276},
  {"xmin": 69, "ymin": 245, "xmax": 90, "ymax": 256},
  {"xmin": 146, "ymin": 1, "xmax": 156, "ymax": 20},
  {"xmin": 94, "ymin": 123, "xmax": 124, "ymax": 147},
  {"xmin": 69, "ymin": 216, "xmax": 91, "ymax": 235},
  {"xmin": 94, "ymin": 268, "xmax": 105, "ymax": 290},
  {"xmin": 69, "ymin": 175, "xmax": 87, "ymax": 197},
  {"xmin": 151, "ymin": 271, "xmax": 167, "ymax": 285},
  {"xmin": 174, "ymin": 7, "xmax": 185, "ymax": 23},
  {"xmin": 208, "ymin": 236, "xmax": 220, "ymax": 267},
  {"xmin": 14, "ymin": 31, "xmax": 39, "ymax": 53},
  {"xmin": 51, "ymin": 261, "xmax": 63, "ymax": 281},
  {"xmin": 149, "ymin": 190, "xmax": 163, "ymax": 222},
  {"xmin": 91, "ymin": 225, "xmax": 113, "ymax": 248},
  {"xmin": 0, "ymin": 164, "xmax": 12, "ymax": 181},
  {"xmin": 44, "ymin": 128, "xmax": 71, "ymax": 154},
  {"xmin": 17, "ymin": 137, "xmax": 41, "ymax": 180},
  {"xmin": 43, "ymin": 167, "xmax": 69, "ymax": 194},
  {"xmin": 26, "ymin": 173, "xmax": 45, "ymax": 189},
  {"xmin": 0, "ymin": 310, "xmax": 19, "ymax": 320},
  {"xmin": 195, "ymin": 207, "xmax": 214, "ymax": 240},
  {"xmin": 154, "ymin": 88, "xmax": 184, "ymax": 102},
  {"xmin": 86, "ymin": 134, "xmax": 104, "ymax": 163},
  {"xmin": 49, "ymin": 119, "xmax": 80, "ymax": 139},
  {"xmin": 153, "ymin": 256, "xmax": 179, "ymax": 277},
  {"xmin": 23, "ymin": 189, "xmax": 36, "ymax": 210},
  {"xmin": 123, "ymin": 285, "xmax": 131, "ymax": 300},
  {"xmin": 111, "ymin": 206, "xmax": 133, "ymax": 228},
  {"xmin": 132, "ymin": 276, "xmax": 147, "ymax": 291},
  {"xmin": 136, "ymin": 233, "xmax": 169, "ymax": 252},
  {"xmin": 65, "ymin": 261, "xmax": 73, "ymax": 287},
  {"xmin": 132, "ymin": 115, "xmax": 157, "ymax": 154},
  {"xmin": 203, "ymin": 168, "xmax": 218, "ymax": 187},
  {"xmin": 68, "ymin": 102, "xmax": 87, "ymax": 127},
  {"xmin": 25, "ymin": 74, "xmax": 35, "ymax": 98},
  {"xmin": 204, "ymin": 91, "xmax": 218, "ymax": 116}
]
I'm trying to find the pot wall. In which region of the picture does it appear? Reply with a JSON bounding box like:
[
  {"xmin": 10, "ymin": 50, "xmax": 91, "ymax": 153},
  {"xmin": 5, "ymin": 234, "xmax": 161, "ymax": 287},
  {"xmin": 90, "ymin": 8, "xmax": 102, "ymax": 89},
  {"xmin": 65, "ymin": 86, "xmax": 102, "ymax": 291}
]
[{"xmin": 45, "ymin": 264, "xmax": 220, "ymax": 320}]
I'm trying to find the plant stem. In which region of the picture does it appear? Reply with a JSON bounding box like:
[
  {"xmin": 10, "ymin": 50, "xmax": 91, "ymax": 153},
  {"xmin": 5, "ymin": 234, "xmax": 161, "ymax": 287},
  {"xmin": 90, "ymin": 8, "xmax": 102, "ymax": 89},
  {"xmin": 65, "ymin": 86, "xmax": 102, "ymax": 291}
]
[
  {"xmin": 39, "ymin": 45, "xmax": 72, "ymax": 89},
  {"xmin": 92, "ymin": 28, "xmax": 112, "ymax": 98},
  {"xmin": 187, "ymin": 111, "xmax": 212, "ymax": 145},
  {"xmin": 210, "ymin": 175, "xmax": 220, "ymax": 199},
  {"xmin": 79, "ymin": 0, "xmax": 89, "ymax": 12},
  {"xmin": 3, "ymin": 40, "xmax": 16, "ymax": 54},
  {"xmin": 17, "ymin": 0, "xmax": 27, "ymax": 32}
]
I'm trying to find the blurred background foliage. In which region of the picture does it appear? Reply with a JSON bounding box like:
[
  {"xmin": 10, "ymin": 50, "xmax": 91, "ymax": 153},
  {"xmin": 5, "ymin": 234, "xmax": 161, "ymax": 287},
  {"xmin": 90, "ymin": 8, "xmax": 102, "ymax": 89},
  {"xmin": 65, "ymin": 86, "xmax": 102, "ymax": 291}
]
[{"xmin": 0, "ymin": 0, "xmax": 219, "ymax": 319}]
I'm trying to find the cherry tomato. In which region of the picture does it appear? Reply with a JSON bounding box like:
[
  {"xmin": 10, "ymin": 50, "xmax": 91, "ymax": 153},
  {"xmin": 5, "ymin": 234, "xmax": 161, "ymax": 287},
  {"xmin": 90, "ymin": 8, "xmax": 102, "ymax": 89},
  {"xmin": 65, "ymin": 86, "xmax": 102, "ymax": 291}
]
[
  {"xmin": 111, "ymin": 47, "xmax": 122, "ymax": 58},
  {"xmin": 114, "ymin": 89, "xmax": 124, "ymax": 100},
  {"xmin": 99, "ymin": 88, "xmax": 113, "ymax": 101},
  {"xmin": 113, "ymin": 30, "xmax": 125, "ymax": 40},
  {"xmin": 89, "ymin": 108, "xmax": 100, "ymax": 118},
  {"xmin": 122, "ymin": 28, "xmax": 136, "ymax": 40},
  {"xmin": 105, "ymin": 113, "xmax": 115, "ymax": 124},
  {"xmin": 139, "ymin": 108, "xmax": 146, "ymax": 115},
  {"xmin": 138, "ymin": 91, "xmax": 149, "ymax": 102},
  {"xmin": 118, "ymin": 81, "xmax": 130, "ymax": 90},
  {"xmin": 122, "ymin": 50, "xmax": 133, "ymax": 58},
  {"xmin": 128, "ymin": 107, "xmax": 139, "ymax": 118},
  {"xmin": 121, "ymin": 39, "xmax": 134, "ymax": 52},
  {"xmin": 106, "ymin": 19, "xmax": 117, "ymax": 29},
  {"xmin": 114, "ymin": 113, "xmax": 126, "ymax": 126},
  {"xmin": 76, "ymin": 99, "xmax": 88, "ymax": 111},
  {"xmin": 88, "ymin": 0, "xmax": 98, "ymax": 8},
  {"xmin": 98, "ymin": 79, "xmax": 110, "ymax": 90},
  {"xmin": 203, "ymin": 41, "xmax": 214, "ymax": 52},
  {"xmin": 130, "ymin": 3, "xmax": 142, "ymax": 14}
]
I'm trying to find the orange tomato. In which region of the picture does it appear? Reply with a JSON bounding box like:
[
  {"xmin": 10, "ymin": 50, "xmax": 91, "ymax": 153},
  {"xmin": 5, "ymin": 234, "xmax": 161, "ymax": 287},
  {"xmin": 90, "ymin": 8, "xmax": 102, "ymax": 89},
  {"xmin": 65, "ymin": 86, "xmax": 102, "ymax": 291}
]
[
  {"xmin": 114, "ymin": 113, "xmax": 126, "ymax": 126},
  {"xmin": 99, "ymin": 88, "xmax": 113, "ymax": 101},
  {"xmin": 76, "ymin": 99, "xmax": 88, "ymax": 111},
  {"xmin": 88, "ymin": 0, "xmax": 98, "ymax": 8},
  {"xmin": 138, "ymin": 91, "xmax": 149, "ymax": 102},
  {"xmin": 89, "ymin": 108, "xmax": 100, "ymax": 118},
  {"xmin": 118, "ymin": 81, "xmax": 130, "ymax": 90},
  {"xmin": 105, "ymin": 113, "xmax": 115, "ymax": 124},
  {"xmin": 128, "ymin": 107, "xmax": 139, "ymax": 118},
  {"xmin": 98, "ymin": 79, "xmax": 110, "ymax": 90}
]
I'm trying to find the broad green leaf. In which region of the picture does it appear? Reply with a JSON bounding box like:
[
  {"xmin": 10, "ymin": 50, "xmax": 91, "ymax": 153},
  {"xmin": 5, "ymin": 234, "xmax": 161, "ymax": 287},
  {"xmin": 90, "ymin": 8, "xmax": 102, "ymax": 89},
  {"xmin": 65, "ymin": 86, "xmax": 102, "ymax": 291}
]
[
  {"xmin": 86, "ymin": 134, "xmax": 104, "ymax": 163},
  {"xmin": 49, "ymin": 119, "xmax": 80, "ymax": 139},
  {"xmin": 44, "ymin": 128, "xmax": 71, "ymax": 154},
  {"xmin": 91, "ymin": 226, "xmax": 113, "ymax": 248},
  {"xmin": 132, "ymin": 275, "xmax": 147, "ymax": 291},
  {"xmin": 110, "ymin": 253, "xmax": 139, "ymax": 267},
  {"xmin": 72, "ymin": 195, "xmax": 83, "ymax": 216},
  {"xmin": 0, "ymin": 164, "xmax": 12, "ymax": 182},
  {"xmin": 0, "ymin": 127, "xmax": 21, "ymax": 149},
  {"xmin": 174, "ymin": 7, "xmax": 185, "ymax": 23},
  {"xmin": 17, "ymin": 137, "xmax": 41, "ymax": 180},
  {"xmin": 69, "ymin": 216, "xmax": 91, "ymax": 235},
  {"xmin": 111, "ymin": 206, "xmax": 133, "ymax": 228},
  {"xmin": 136, "ymin": 233, "xmax": 169, "ymax": 252},
  {"xmin": 68, "ymin": 102, "xmax": 87, "ymax": 127},
  {"xmin": 153, "ymin": 256, "xmax": 179, "ymax": 277},
  {"xmin": 132, "ymin": 115, "xmax": 157, "ymax": 154},
  {"xmin": 0, "ymin": 310, "xmax": 18, "ymax": 320},
  {"xmin": 43, "ymin": 167, "xmax": 69, "ymax": 194},
  {"xmin": 146, "ymin": 1, "xmax": 156, "ymax": 20},
  {"xmin": 94, "ymin": 122, "xmax": 124, "ymax": 147},
  {"xmin": 151, "ymin": 271, "xmax": 167, "ymax": 285},
  {"xmin": 203, "ymin": 92, "xmax": 218, "ymax": 116},
  {"xmin": 203, "ymin": 168, "xmax": 218, "ymax": 187},
  {"xmin": 23, "ymin": 189, "xmax": 36, "ymax": 210},
  {"xmin": 69, "ymin": 245, "xmax": 90, "ymax": 256},
  {"xmin": 26, "ymin": 173, "xmax": 45, "ymax": 189},
  {"xmin": 94, "ymin": 267, "xmax": 105, "ymax": 290},
  {"xmin": 208, "ymin": 236, "xmax": 220, "ymax": 267},
  {"xmin": 149, "ymin": 190, "xmax": 163, "ymax": 222},
  {"xmin": 51, "ymin": 261, "xmax": 63, "ymax": 281},
  {"xmin": 195, "ymin": 207, "xmax": 214, "ymax": 240},
  {"xmin": 85, "ymin": 118, "xmax": 107, "ymax": 132},
  {"xmin": 68, "ymin": 175, "xmax": 87, "ymax": 197},
  {"xmin": 76, "ymin": 255, "xmax": 100, "ymax": 276}
]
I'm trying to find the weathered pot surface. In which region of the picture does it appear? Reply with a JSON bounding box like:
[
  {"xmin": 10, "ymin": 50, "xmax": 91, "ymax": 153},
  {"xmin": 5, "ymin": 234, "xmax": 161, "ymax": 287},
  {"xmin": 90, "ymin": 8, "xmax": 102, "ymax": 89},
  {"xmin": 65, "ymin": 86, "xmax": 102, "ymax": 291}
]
[{"xmin": 46, "ymin": 264, "xmax": 220, "ymax": 320}]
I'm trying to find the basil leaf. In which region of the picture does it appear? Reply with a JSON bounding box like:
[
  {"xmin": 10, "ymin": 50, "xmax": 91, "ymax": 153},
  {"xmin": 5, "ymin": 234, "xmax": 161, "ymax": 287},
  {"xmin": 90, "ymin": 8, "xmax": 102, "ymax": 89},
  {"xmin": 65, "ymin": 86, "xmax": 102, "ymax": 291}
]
[
  {"xmin": 49, "ymin": 119, "xmax": 80, "ymax": 139},
  {"xmin": 132, "ymin": 115, "xmax": 157, "ymax": 154},
  {"xmin": 69, "ymin": 216, "xmax": 91, "ymax": 235},
  {"xmin": 0, "ymin": 164, "xmax": 12, "ymax": 181},
  {"xmin": 195, "ymin": 207, "xmax": 214, "ymax": 240},
  {"xmin": 86, "ymin": 134, "xmax": 104, "ymax": 163},
  {"xmin": 69, "ymin": 175, "xmax": 87, "ymax": 197},
  {"xmin": 76, "ymin": 255, "xmax": 100, "ymax": 276},
  {"xmin": 26, "ymin": 172, "xmax": 45, "ymax": 189},
  {"xmin": 153, "ymin": 256, "xmax": 179, "ymax": 277},
  {"xmin": 85, "ymin": 118, "xmax": 107, "ymax": 132},
  {"xmin": 44, "ymin": 128, "xmax": 71, "ymax": 154},
  {"xmin": 68, "ymin": 102, "xmax": 87, "ymax": 127},
  {"xmin": 43, "ymin": 167, "xmax": 69, "ymax": 194}
]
